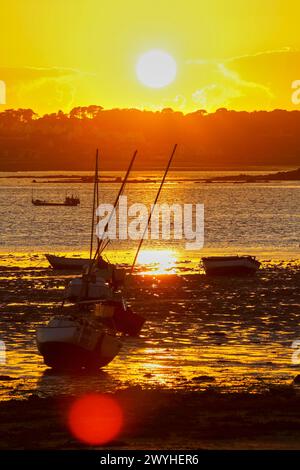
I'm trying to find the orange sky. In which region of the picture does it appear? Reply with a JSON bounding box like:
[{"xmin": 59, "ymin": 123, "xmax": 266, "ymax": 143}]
[{"xmin": 0, "ymin": 0, "xmax": 300, "ymax": 114}]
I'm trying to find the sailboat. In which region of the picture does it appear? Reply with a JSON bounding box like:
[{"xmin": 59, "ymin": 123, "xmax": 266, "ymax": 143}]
[
  {"xmin": 36, "ymin": 149, "xmax": 141, "ymax": 369},
  {"xmin": 70, "ymin": 144, "xmax": 177, "ymax": 336},
  {"xmin": 63, "ymin": 149, "xmax": 135, "ymax": 299},
  {"xmin": 89, "ymin": 144, "xmax": 177, "ymax": 336},
  {"xmin": 36, "ymin": 304, "xmax": 121, "ymax": 370},
  {"xmin": 36, "ymin": 145, "xmax": 177, "ymax": 369},
  {"xmin": 45, "ymin": 150, "xmax": 119, "ymax": 278},
  {"xmin": 92, "ymin": 298, "xmax": 145, "ymax": 337}
]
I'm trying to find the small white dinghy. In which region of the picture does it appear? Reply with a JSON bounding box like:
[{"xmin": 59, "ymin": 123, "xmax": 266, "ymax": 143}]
[
  {"xmin": 45, "ymin": 254, "xmax": 91, "ymax": 270},
  {"xmin": 45, "ymin": 254, "xmax": 116, "ymax": 278},
  {"xmin": 36, "ymin": 314, "xmax": 121, "ymax": 370},
  {"xmin": 202, "ymin": 255, "xmax": 261, "ymax": 276}
]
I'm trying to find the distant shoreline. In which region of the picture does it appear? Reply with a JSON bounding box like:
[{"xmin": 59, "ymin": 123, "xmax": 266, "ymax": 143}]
[
  {"xmin": 205, "ymin": 167, "xmax": 300, "ymax": 183},
  {"xmin": 0, "ymin": 166, "xmax": 298, "ymax": 184},
  {"xmin": 0, "ymin": 165, "xmax": 296, "ymax": 175}
]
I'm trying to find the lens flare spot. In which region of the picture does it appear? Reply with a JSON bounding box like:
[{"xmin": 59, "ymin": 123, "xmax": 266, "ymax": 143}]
[{"xmin": 68, "ymin": 394, "xmax": 123, "ymax": 445}]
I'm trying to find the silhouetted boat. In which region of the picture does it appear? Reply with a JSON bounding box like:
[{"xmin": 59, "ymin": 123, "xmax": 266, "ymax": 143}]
[
  {"xmin": 36, "ymin": 145, "xmax": 177, "ymax": 369},
  {"xmin": 36, "ymin": 149, "xmax": 143, "ymax": 370},
  {"xmin": 45, "ymin": 254, "xmax": 106, "ymax": 271},
  {"xmin": 65, "ymin": 274, "xmax": 113, "ymax": 302},
  {"xmin": 45, "ymin": 254, "xmax": 126, "ymax": 284},
  {"xmin": 36, "ymin": 313, "xmax": 121, "ymax": 370},
  {"xmin": 44, "ymin": 151, "xmax": 114, "ymax": 271},
  {"xmin": 32, "ymin": 194, "xmax": 80, "ymax": 206},
  {"xmin": 93, "ymin": 298, "xmax": 145, "ymax": 337},
  {"xmin": 45, "ymin": 254, "xmax": 90, "ymax": 270},
  {"xmin": 202, "ymin": 255, "xmax": 261, "ymax": 276}
]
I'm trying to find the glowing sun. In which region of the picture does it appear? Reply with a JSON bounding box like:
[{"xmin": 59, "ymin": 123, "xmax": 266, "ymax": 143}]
[{"xmin": 136, "ymin": 50, "xmax": 177, "ymax": 88}]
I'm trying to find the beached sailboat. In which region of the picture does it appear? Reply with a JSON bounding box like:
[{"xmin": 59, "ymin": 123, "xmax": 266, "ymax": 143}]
[
  {"xmin": 65, "ymin": 274, "xmax": 113, "ymax": 302},
  {"xmin": 61, "ymin": 149, "xmax": 136, "ymax": 299},
  {"xmin": 61, "ymin": 149, "xmax": 144, "ymax": 334},
  {"xmin": 36, "ymin": 145, "xmax": 177, "ymax": 369},
  {"xmin": 36, "ymin": 149, "xmax": 141, "ymax": 369},
  {"xmin": 201, "ymin": 255, "xmax": 261, "ymax": 276},
  {"xmin": 92, "ymin": 298, "xmax": 145, "ymax": 337}
]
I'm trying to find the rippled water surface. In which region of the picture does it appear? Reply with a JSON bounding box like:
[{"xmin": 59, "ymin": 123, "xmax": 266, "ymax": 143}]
[
  {"xmin": 0, "ymin": 170, "xmax": 299, "ymax": 254},
  {"xmin": 0, "ymin": 172, "xmax": 299, "ymax": 400}
]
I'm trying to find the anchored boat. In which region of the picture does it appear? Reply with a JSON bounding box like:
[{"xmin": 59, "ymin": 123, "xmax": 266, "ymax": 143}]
[
  {"xmin": 65, "ymin": 274, "xmax": 113, "ymax": 302},
  {"xmin": 32, "ymin": 194, "xmax": 80, "ymax": 206},
  {"xmin": 45, "ymin": 254, "xmax": 90, "ymax": 270},
  {"xmin": 93, "ymin": 298, "xmax": 145, "ymax": 337},
  {"xmin": 36, "ymin": 310, "xmax": 121, "ymax": 370},
  {"xmin": 201, "ymin": 255, "xmax": 261, "ymax": 276},
  {"xmin": 62, "ymin": 269, "xmax": 145, "ymax": 335},
  {"xmin": 37, "ymin": 144, "xmax": 177, "ymax": 369},
  {"xmin": 36, "ymin": 149, "xmax": 143, "ymax": 370},
  {"xmin": 45, "ymin": 253, "xmax": 115, "ymax": 274}
]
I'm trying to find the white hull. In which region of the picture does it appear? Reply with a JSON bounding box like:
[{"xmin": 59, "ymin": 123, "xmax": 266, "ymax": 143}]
[
  {"xmin": 202, "ymin": 256, "xmax": 260, "ymax": 276},
  {"xmin": 45, "ymin": 254, "xmax": 91, "ymax": 270},
  {"xmin": 36, "ymin": 316, "xmax": 121, "ymax": 369},
  {"xmin": 64, "ymin": 277, "xmax": 113, "ymax": 301},
  {"xmin": 45, "ymin": 254, "xmax": 125, "ymax": 282}
]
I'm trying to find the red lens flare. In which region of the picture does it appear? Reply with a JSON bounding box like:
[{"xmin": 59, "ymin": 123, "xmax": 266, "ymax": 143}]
[{"xmin": 68, "ymin": 393, "xmax": 123, "ymax": 445}]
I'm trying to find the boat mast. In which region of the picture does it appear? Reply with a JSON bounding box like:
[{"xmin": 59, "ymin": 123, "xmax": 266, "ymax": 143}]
[
  {"xmin": 130, "ymin": 144, "xmax": 177, "ymax": 274},
  {"xmin": 89, "ymin": 148, "xmax": 99, "ymax": 260},
  {"xmin": 96, "ymin": 150, "xmax": 100, "ymax": 252},
  {"xmin": 88, "ymin": 149, "xmax": 138, "ymax": 273}
]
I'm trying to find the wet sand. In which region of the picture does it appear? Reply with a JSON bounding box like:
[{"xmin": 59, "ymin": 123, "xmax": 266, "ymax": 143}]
[
  {"xmin": 2, "ymin": 387, "xmax": 300, "ymax": 449},
  {"xmin": 0, "ymin": 258, "xmax": 300, "ymax": 448}
]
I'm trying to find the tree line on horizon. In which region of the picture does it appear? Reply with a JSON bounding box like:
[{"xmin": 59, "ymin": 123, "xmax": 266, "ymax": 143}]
[{"xmin": 0, "ymin": 106, "xmax": 300, "ymax": 170}]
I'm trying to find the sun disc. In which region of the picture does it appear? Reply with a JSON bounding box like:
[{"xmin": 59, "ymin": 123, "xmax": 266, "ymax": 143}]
[{"xmin": 136, "ymin": 50, "xmax": 177, "ymax": 88}]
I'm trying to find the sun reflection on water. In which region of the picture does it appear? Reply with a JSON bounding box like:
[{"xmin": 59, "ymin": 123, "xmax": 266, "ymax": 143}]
[{"xmin": 136, "ymin": 249, "xmax": 178, "ymax": 274}]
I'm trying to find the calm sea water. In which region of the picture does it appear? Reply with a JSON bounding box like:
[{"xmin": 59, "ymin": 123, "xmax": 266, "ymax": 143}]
[
  {"xmin": 0, "ymin": 171, "xmax": 299, "ymax": 400},
  {"xmin": 0, "ymin": 170, "xmax": 299, "ymax": 259}
]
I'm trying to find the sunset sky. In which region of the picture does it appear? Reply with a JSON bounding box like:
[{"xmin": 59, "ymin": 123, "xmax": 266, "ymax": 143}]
[{"xmin": 1, "ymin": 0, "xmax": 300, "ymax": 114}]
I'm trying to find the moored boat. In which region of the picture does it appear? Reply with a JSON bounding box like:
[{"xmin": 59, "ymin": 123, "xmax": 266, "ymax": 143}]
[
  {"xmin": 45, "ymin": 254, "xmax": 120, "ymax": 280},
  {"xmin": 93, "ymin": 298, "xmax": 145, "ymax": 337},
  {"xmin": 45, "ymin": 254, "xmax": 91, "ymax": 270},
  {"xmin": 36, "ymin": 149, "xmax": 142, "ymax": 370},
  {"xmin": 65, "ymin": 275, "xmax": 113, "ymax": 301},
  {"xmin": 201, "ymin": 255, "xmax": 261, "ymax": 276},
  {"xmin": 32, "ymin": 194, "xmax": 80, "ymax": 206},
  {"xmin": 36, "ymin": 313, "xmax": 121, "ymax": 370},
  {"xmin": 63, "ymin": 271, "xmax": 144, "ymax": 335}
]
